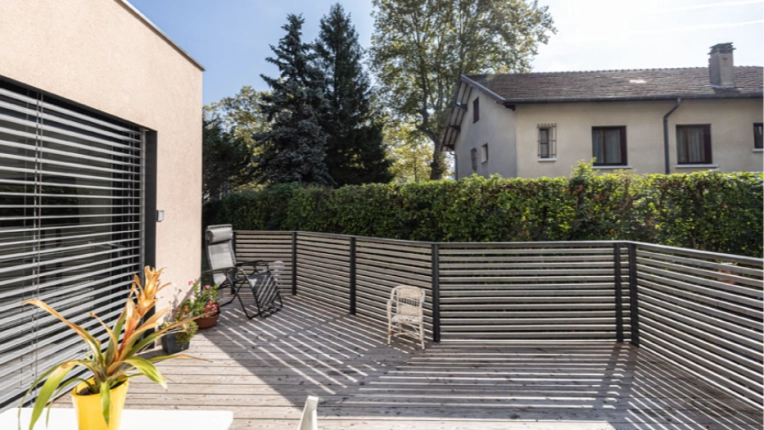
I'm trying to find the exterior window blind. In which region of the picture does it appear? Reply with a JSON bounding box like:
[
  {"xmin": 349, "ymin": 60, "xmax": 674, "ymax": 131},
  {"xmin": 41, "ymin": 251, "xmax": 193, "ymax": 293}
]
[{"xmin": 0, "ymin": 79, "xmax": 144, "ymax": 410}]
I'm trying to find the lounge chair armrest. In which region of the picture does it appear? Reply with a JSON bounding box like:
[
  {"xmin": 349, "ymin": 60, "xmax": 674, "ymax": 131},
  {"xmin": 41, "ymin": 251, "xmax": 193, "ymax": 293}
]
[{"xmin": 236, "ymin": 259, "xmax": 264, "ymax": 267}]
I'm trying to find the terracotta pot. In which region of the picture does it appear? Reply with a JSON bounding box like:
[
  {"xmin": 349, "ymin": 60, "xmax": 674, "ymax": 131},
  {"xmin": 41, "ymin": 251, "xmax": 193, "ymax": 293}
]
[
  {"xmin": 71, "ymin": 379, "xmax": 129, "ymax": 430},
  {"xmin": 196, "ymin": 313, "xmax": 219, "ymax": 329}
]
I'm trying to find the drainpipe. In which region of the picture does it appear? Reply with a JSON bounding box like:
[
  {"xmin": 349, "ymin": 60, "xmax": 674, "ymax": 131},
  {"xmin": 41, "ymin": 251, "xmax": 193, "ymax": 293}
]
[{"xmin": 662, "ymin": 98, "xmax": 682, "ymax": 174}]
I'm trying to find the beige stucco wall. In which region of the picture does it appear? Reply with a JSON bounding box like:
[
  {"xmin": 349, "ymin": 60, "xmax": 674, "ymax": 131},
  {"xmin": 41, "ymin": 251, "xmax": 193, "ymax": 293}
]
[
  {"xmin": 0, "ymin": 0, "xmax": 204, "ymax": 309},
  {"xmin": 454, "ymin": 91, "xmax": 517, "ymax": 179},
  {"xmin": 515, "ymin": 99, "xmax": 763, "ymax": 178}
]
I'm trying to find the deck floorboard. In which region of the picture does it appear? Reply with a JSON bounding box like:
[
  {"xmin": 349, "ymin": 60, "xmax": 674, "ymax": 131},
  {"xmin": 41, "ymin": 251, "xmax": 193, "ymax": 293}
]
[{"xmin": 56, "ymin": 295, "xmax": 762, "ymax": 429}]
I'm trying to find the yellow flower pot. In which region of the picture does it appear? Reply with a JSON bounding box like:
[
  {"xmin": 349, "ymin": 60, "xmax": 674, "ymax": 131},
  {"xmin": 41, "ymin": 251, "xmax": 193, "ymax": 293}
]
[{"xmin": 71, "ymin": 379, "xmax": 129, "ymax": 430}]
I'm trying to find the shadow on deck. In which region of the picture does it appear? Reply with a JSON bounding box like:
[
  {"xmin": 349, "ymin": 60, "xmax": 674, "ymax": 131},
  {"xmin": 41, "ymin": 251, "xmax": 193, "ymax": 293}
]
[{"xmin": 125, "ymin": 295, "xmax": 760, "ymax": 429}]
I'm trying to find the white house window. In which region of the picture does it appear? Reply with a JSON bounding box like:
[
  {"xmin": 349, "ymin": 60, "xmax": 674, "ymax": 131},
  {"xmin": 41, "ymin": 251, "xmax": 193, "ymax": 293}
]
[
  {"xmin": 538, "ymin": 124, "xmax": 556, "ymax": 159},
  {"xmin": 471, "ymin": 148, "xmax": 478, "ymax": 171},
  {"xmin": 677, "ymin": 124, "xmax": 712, "ymax": 164},
  {"xmin": 754, "ymin": 123, "xmax": 762, "ymax": 150},
  {"xmin": 592, "ymin": 126, "xmax": 627, "ymax": 166},
  {"xmin": 481, "ymin": 144, "xmax": 488, "ymax": 163}
]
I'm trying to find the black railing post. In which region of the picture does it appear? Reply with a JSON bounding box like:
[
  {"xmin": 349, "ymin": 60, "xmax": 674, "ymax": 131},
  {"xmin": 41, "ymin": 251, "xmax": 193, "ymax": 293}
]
[
  {"xmin": 291, "ymin": 232, "xmax": 297, "ymax": 296},
  {"xmin": 349, "ymin": 237, "xmax": 356, "ymax": 315},
  {"xmin": 431, "ymin": 243, "xmax": 441, "ymax": 343},
  {"xmin": 628, "ymin": 243, "xmax": 640, "ymax": 347},
  {"xmin": 613, "ymin": 243, "xmax": 624, "ymax": 343}
]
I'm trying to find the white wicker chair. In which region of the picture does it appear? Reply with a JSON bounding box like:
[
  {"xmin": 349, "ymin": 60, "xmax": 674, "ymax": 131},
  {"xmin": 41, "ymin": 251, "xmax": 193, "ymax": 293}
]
[{"xmin": 387, "ymin": 285, "xmax": 426, "ymax": 349}]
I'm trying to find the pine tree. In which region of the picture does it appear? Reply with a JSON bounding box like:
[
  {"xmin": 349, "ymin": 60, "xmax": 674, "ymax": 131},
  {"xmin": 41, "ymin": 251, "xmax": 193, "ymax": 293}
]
[
  {"xmin": 256, "ymin": 14, "xmax": 333, "ymax": 186},
  {"xmin": 315, "ymin": 4, "xmax": 393, "ymax": 186}
]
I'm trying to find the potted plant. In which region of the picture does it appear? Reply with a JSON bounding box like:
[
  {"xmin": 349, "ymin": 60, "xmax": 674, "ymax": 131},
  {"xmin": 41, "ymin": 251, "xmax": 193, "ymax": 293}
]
[
  {"xmin": 18, "ymin": 267, "xmax": 203, "ymax": 430},
  {"xmin": 184, "ymin": 280, "xmax": 220, "ymax": 329},
  {"xmin": 160, "ymin": 307, "xmax": 198, "ymax": 354}
]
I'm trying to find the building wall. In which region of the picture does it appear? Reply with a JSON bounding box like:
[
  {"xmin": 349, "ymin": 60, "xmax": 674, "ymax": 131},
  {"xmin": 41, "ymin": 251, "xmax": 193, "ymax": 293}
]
[
  {"xmin": 453, "ymin": 84, "xmax": 763, "ymax": 179},
  {"xmin": 512, "ymin": 98, "xmax": 763, "ymax": 178},
  {"xmin": 0, "ymin": 0, "xmax": 204, "ymax": 309},
  {"xmin": 454, "ymin": 91, "xmax": 517, "ymax": 179}
]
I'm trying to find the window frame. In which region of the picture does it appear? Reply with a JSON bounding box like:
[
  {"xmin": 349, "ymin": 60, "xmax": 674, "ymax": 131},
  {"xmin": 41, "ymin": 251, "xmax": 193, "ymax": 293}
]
[
  {"xmin": 481, "ymin": 144, "xmax": 488, "ymax": 163},
  {"xmin": 538, "ymin": 124, "xmax": 556, "ymax": 159},
  {"xmin": 472, "ymin": 97, "xmax": 480, "ymax": 123},
  {"xmin": 470, "ymin": 148, "xmax": 478, "ymax": 171},
  {"xmin": 591, "ymin": 126, "xmax": 627, "ymax": 166},
  {"xmin": 754, "ymin": 123, "xmax": 763, "ymax": 150},
  {"xmin": 676, "ymin": 124, "xmax": 712, "ymax": 165}
]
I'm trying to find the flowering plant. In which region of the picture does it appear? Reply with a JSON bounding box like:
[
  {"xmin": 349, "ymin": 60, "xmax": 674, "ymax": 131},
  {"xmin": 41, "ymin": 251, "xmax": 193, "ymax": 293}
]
[
  {"xmin": 19, "ymin": 267, "xmax": 203, "ymax": 429},
  {"xmin": 182, "ymin": 280, "xmax": 220, "ymax": 318}
]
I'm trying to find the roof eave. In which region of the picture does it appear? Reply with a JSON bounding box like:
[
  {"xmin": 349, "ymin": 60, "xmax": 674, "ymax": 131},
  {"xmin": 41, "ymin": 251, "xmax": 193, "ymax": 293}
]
[
  {"xmin": 460, "ymin": 75, "xmax": 506, "ymax": 103},
  {"xmin": 119, "ymin": 0, "xmax": 205, "ymax": 72},
  {"xmin": 500, "ymin": 93, "xmax": 763, "ymax": 106}
]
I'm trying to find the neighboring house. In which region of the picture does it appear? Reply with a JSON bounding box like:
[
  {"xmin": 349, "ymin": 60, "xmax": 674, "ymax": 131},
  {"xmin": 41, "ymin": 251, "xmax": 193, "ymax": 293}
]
[
  {"xmin": 444, "ymin": 43, "xmax": 763, "ymax": 179},
  {"xmin": 0, "ymin": 0, "xmax": 202, "ymax": 409}
]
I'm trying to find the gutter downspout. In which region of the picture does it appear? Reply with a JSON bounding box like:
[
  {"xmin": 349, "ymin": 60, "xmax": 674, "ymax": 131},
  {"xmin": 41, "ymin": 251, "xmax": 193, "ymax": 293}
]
[{"xmin": 663, "ymin": 98, "xmax": 682, "ymax": 174}]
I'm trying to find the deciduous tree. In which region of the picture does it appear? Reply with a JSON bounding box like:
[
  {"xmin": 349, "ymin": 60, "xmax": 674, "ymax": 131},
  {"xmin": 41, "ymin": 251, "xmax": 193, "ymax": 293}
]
[
  {"xmin": 202, "ymin": 118, "xmax": 255, "ymax": 201},
  {"xmin": 370, "ymin": 0, "xmax": 555, "ymax": 179},
  {"xmin": 204, "ymin": 86, "xmax": 270, "ymax": 147}
]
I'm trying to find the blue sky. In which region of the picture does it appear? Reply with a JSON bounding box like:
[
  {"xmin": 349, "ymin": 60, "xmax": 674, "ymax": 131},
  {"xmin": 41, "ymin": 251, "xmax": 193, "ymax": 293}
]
[{"xmin": 129, "ymin": 0, "xmax": 764, "ymax": 106}]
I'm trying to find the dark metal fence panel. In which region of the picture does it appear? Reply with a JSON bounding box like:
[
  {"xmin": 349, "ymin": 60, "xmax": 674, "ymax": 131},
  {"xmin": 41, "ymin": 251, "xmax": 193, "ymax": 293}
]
[
  {"xmin": 355, "ymin": 237, "xmax": 434, "ymax": 339},
  {"xmin": 634, "ymin": 242, "xmax": 764, "ymax": 409},
  {"xmin": 234, "ymin": 231, "xmax": 294, "ymax": 293},
  {"xmin": 231, "ymin": 231, "xmax": 764, "ymax": 410},
  {"xmin": 295, "ymin": 232, "xmax": 351, "ymax": 311},
  {"xmin": 438, "ymin": 242, "xmax": 631, "ymax": 342}
]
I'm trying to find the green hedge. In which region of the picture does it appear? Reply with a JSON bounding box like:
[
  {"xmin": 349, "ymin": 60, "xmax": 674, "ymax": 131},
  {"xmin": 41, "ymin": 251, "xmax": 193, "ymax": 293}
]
[{"xmin": 204, "ymin": 166, "xmax": 763, "ymax": 257}]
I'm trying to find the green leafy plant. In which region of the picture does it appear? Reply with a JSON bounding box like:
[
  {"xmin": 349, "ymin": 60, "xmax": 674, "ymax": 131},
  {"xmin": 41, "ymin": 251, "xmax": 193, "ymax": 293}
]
[
  {"xmin": 18, "ymin": 267, "xmax": 205, "ymax": 429},
  {"xmin": 204, "ymin": 168, "xmax": 763, "ymax": 257},
  {"xmin": 161, "ymin": 305, "xmax": 199, "ymax": 346}
]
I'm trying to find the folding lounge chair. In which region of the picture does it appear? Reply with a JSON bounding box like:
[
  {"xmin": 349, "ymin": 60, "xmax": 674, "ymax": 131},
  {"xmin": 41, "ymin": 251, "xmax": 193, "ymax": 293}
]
[{"xmin": 205, "ymin": 224, "xmax": 283, "ymax": 319}]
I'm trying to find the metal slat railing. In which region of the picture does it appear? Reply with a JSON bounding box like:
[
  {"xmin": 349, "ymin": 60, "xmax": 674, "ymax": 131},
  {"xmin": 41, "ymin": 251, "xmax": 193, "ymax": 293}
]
[{"xmin": 232, "ymin": 230, "xmax": 764, "ymax": 410}]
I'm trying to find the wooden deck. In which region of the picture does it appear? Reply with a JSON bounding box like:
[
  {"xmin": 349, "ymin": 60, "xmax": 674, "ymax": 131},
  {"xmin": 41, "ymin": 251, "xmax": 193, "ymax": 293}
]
[{"xmin": 62, "ymin": 295, "xmax": 762, "ymax": 429}]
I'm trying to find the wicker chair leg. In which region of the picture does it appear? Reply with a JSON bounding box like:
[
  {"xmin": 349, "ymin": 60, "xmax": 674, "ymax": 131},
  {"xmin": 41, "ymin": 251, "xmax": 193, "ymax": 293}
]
[{"xmin": 419, "ymin": 324, "xmax": 425, "ymax": 350}]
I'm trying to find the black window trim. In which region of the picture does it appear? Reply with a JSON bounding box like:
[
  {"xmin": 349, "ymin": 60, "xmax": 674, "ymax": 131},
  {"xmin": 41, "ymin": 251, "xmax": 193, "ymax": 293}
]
[
  {"xmin": 676, "ymin": 124, "xmax": 712, "ymax": 165},
  {"xmin": 592, "ymin": 126, "xmax": 627, "ymax": 166},
  {"xmin": 754, "ymin": 122, "xmax": 763, "ymax": 150}
]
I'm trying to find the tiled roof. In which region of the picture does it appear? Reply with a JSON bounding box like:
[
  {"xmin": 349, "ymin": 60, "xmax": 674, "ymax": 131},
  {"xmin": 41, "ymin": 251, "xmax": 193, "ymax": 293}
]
[{"xmin": 465, "ymin": 67, "xmax": 763, "ymax": 103}]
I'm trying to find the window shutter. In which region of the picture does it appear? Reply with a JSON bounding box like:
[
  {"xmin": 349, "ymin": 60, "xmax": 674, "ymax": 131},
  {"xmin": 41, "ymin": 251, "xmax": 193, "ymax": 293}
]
[{"xmin": 0, "ymin": 80, "xmax": 144, "ymax": 410}]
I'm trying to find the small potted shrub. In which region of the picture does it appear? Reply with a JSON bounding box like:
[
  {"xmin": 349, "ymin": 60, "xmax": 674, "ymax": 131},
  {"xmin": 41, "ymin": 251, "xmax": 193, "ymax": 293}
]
[
  {"xmin": 184, "ymin": 280, "xmax": 220, "ymax": 329},
  {"xmin": 160, "ymin": 306, "xmax": 198, "ymax": 354},
  {"xmin": 19, "ymin": 267, "xmax": 204, "ymax": 430}
]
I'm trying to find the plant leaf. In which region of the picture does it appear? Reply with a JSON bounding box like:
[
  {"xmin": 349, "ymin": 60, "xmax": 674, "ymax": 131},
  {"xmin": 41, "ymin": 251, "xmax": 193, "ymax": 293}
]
[
  {"xmin": 90, "ymin": 312, "xmax": 118, "ymax": 366},
  {"xmin": 148, "ymin": 353, "xmax": 209, "ymax": 364},
  {"xmin": 100, "ymin": 379, "xmax": 111, "ymax": 425},
  {"xmin": 22, "ymin": 300, "xmax": 103, "ymax": 362},
  {"xmin": 27, "ymin": 360, "xmax": 79, "ymax": 430},
  {"xmin": 122, "ymin": 357, "xmax": 167, "ymax": 390}
]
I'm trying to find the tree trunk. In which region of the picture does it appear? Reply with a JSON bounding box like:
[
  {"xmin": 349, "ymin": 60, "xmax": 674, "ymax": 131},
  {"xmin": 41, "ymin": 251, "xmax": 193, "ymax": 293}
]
[{"xmin": 429, "ymin": 136, "xmax": 446, "ymax": 180}]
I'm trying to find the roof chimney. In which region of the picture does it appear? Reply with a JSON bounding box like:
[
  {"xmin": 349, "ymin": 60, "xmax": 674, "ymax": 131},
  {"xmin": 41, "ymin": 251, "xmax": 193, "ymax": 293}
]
[{"xmin": 709, "ymin": 43, "xmax": 735, "ymax": 88}]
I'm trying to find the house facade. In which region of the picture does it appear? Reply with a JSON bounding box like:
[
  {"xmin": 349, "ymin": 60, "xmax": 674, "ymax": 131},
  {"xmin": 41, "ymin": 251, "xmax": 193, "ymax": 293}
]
[
  {"xmin": 0, "ymin": 0, "xmax": 203, "ymax": 410},
  {"xmin": 444, "ymin": 44, "xmax": 763, "ymax": 179}
]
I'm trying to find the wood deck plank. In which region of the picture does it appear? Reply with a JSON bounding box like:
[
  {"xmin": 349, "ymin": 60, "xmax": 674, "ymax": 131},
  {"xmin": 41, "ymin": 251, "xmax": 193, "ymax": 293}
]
[{"xmin": 55, "ymin": 295, "xmax": 763, "ymax": 429}]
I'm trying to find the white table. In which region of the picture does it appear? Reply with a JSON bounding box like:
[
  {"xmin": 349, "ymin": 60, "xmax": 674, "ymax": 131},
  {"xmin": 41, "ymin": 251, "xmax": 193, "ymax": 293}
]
[{"xmin": 1, "ymin": 408, "xmax": 234, "ymax": 430}]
